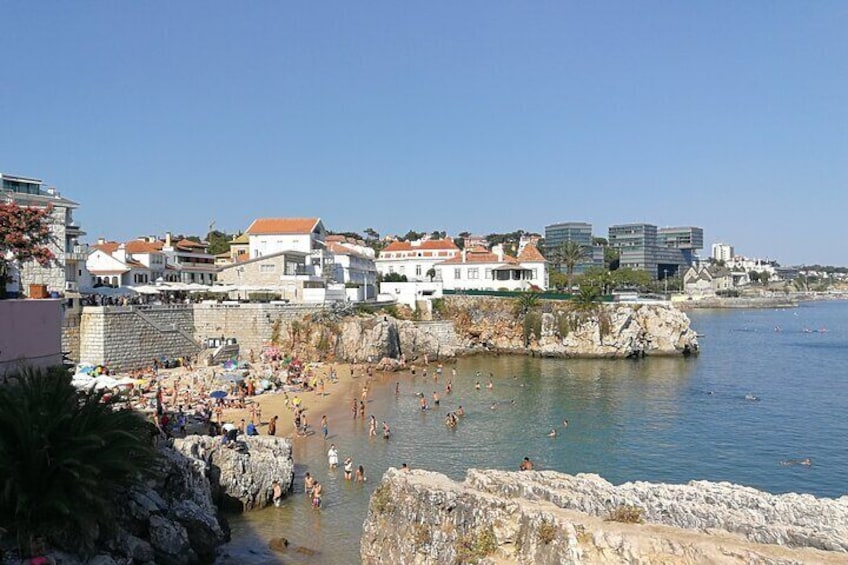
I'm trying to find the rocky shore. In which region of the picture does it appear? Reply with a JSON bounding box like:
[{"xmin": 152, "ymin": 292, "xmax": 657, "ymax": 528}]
[{"xmin": 361, "ymin": 468, "xmax": 848, "ymax": 564}]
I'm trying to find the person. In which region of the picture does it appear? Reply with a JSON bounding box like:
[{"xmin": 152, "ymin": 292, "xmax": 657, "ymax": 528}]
[
  {"xmin": 311, "ymin": 480, "xmax": 322, "ymax": 509},
  {"xmin": 395, "ymin": 382, "xmax": 400, "ymax": 397},
  {"xmin": 457, "ymin": 405, "xmax": 465, "ymax": 417},
  {"xmin": 369, "ymin": 415, "xmax": 377, "ymax": 437},
  {"xmin": 272, "ymin": 480, "xmax": 283, "ymax": 507},
  {"xmin": 328, "ymin": 444, "xmax": 339, "ymax": 469},
  {"xmin": 246, "ymin": 421, "xmax": 258, "ymax": 436},
  {"xmin": 780, "ymin": 458, "xmax": 813, "ymax": 466},
  {"xmin": 520, "ymin": 457, "xmax": 534, "ymax": 471},
  {"xmin": 433, "ymin": 391, "xmax": 440, "ymax": 406},
  {"xmin": 321, "ymin": 415, "xmax": 328, "ymax": 439},
  {"xmin": 238, "ymin": 418, "xmax": 246, "ymax": 435},
  {"xmin": 487, "ymin": 379, "xmax": 494, "ymax": 390},
  {"xmin": 352, "ymin": 398, "xmax": 358, "ymax": 419},
  {"xmin": 382, "ymin": 421, "xmax": 391, "ymax": 439},
  {"xmin": 548, "ymin": 428, "xmax": 557, "ymax": 438},
  {"xmin": 355, "ymin": 465, "xmax": 366, "ymax": 482},
  {"xmin": 304, "ymin": 472, "xmax": 315, "ymax": 496},
  {"xmin": 420, "ymin": 396, "xmax": 428, "ymax": 411},
  {"xmin": 475, "ymin": 380, "xmax": 481, "ymax": 391},
  {"xmin": 344, "ymin": 457, "xmax": 353, "ymax": 480},
  {"xmin": 563, "ymin": 419, "xmax": 569, "ymax": 428},
  {"xmin": 359, "ymin": 400, "xmax": 365, "ymax": 418},
  {"xmin": 400, "ymin": 463, "xmax": 410, "ymax": 472},
  {"xmin": 268, "ymin": 415, "xmax": 278, "ymax": 436}
]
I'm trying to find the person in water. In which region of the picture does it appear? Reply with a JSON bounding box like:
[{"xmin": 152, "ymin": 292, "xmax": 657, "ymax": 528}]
[
  {"xmin": 519, "ymin": 457, "xmax": 534, "ymax": 471},
  {"xmin": 548, "ymin": 428, "xmax": 557, "ymax": 437},
  {"xmin": 272, "ymin": 480, "xmax": 283, "ymax": 507},
  {"xmin": 780, "ymin": 458, "xmax": 812, "ymax": 466}
]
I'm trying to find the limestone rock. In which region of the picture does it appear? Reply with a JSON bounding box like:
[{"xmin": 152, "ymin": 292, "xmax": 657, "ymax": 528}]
[
  {"xmin": 361, "ymin": 468, "xmax": 847, "ymax": 565},
  {"xmin": 172, "ymin": 435, "xmax": 294, "ymax": 512},
  {"xmin": 148, "ymin": 514, "xmax": 191, "ymax": 564}
]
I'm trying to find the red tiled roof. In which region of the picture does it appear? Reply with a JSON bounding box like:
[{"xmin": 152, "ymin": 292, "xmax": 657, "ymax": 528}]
[
  {"xmin": 439, "ymin": 247, "xmax": 519, "ymax": 265},
  {"xmin": 175, "ymin": 238, "xmax": 206, "ymax": 249},
  {"xmin": 245, "ymin": 218, "xmax": 320, "ymax": 235},
  {"xmin": 517, "ymin": 243, "xmax": 546, "ymax": 262},
  {"xmin": 327, "ymin": 241, "xmax": 370, "ymax": 260},
  {"xmin": 93, "ymin": 242, "xmax": 119, "ymax": 254},
  {"xmin": 382, "ymin": 239, "xmax": 459, "ymax": 252},
  {"xmin": 125, "ymin": 239, "xmax": 164, "ymax": 253},
  {"xmin": 125, "ymin": 259, "xmax": 147, "ymax": 269}
]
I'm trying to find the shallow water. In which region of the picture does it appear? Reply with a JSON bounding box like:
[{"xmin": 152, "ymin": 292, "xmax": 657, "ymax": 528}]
[{"xmin": 217, "ymin": 300, "xmax": 848, "ymax": 564}]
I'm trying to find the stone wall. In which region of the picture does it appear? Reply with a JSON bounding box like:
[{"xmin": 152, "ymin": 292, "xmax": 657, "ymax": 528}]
[
  {"xmin": 79, "ymin": 305, "xmax": 201, "ymax": 371},
  {"xmin": 361, "ymin": 469, "xmax": 848, "ymax": 565}
]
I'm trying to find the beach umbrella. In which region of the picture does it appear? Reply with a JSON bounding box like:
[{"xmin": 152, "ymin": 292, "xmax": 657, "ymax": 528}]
[{"xmin": 210, "ymin": 390, "xmax": 228, "ymax": 399}]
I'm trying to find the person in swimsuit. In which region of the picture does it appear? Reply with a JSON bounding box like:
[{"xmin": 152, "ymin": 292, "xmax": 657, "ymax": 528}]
[
  {"xmin": 272, "ymin": 480, "xmax": 283, "ymax": 507},
  {"xmin": 382, "ymin": 421, "xmax": 391, "ymax": 439},
  {"xmin": 344, "ymin": 457, "xmax": 353, "ymax": 480},
  {"xmin": 311, "ymin": 481, "xmax": 322, "ymax": 509},
  {"xmin": 355, "ymin": 465, "xmax": 366, "ymax": 482},
  {"xmin": 520, "ymin": 457, "xmax": 534, "ymax": 471},
  {"xmin": 369, "ymin": 415, "xmax": 377, "ymax": 437}
]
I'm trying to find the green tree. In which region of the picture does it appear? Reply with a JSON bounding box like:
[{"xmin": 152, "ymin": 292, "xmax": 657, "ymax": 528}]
[
  {"xmin": 553, "ymin": 241, "xmax": 590, "ymax": 289},
  {"xmin": 381, "ymin": 272, "xmax": 408, "ymax": 283},
  {"xmin": 364, "ymin": 227, "xmax": 380, "ymax": 240},
  {"xmin": 604, "ymin": 247, "xmax": 620, "ymax": 270},
  {"xmin": 206, "ymin": 230, "xmax": 233, "ymax": 255},
  {"xmin": 0, "ymin": 202, "xmax": 55, "ymax": 296},
  {"xmin": 748, "ymin": 271, "xmax": 760, "ymax": 284},
  {"xmin": 513, "ymin": 290, "xmax": 540, "ymax": 315},
  {"xmin": 0, "ymin": 368, "xmax": 157, "ymax": 554},
  {"xmin": 401, "ymin": 230, "xmax": 424, "ymax": 242},
  {"xmin": 426, "ymin": 267, "xmax": 437, "ymax": 281}
]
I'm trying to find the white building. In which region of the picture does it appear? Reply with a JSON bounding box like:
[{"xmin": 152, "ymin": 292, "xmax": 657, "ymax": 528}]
[
  {"xmin": 88, "ymin": 238, "xmax": 167, "ymax": 287},
  {"xmin": 326, "ymin": 239, "xmax": 377, "ymax": 300},
  {"xmin": 1, "ymin": 173, "xmax": 88, "ymax": 296},
  {"xmin": 436, "ymin": 244, "xmax": 548, "ymax": 291},
  {"xmin": 376, "ymin": 239, "xmax": 460, "ymax": 281},
  {"xmin": 245, "ymin": 217, "xmax": 330, "ymax": 277},
  {"xmin": 161, "ymin": 233, "xmax": 218, "ymax": 285},
  {"xmin": 711, "ymin": 243, "xmax": 734, "ymax": 262}
]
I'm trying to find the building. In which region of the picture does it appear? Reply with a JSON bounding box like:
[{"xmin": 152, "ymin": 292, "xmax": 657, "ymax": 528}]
[
  {"xmin": 244, "ymin": 217, "xmax": 330, "ymax": 277},
  {"xmin": 376, "ymin": 239, "xmax": 460, "ymax": 281},
  {"xmin": 682, "ymin": 264, "xmax": 733, "ymax": 298},
  {"xmin": 1, "ymin": 173, "xmax": 88, "ymax": 295},
  {"xmin": 609, "ymin": 223, "xmax": 703, "ymax": 279},
  {"xmin": 161, "ymin": 233, "xmax": 218, "ymax": 285},
  {"xmin": 544, "ymin": 221, "xmax": 604, "ymax": 274},
  {"xmin": 217, "ymin": 250, "xmax": 317, "ymax": 301},
  {"xmin": 326, "ymin": 236, "xmax": 378, "ymax": 299},
  {"xmin": 436, "ymin": 243, "xmax": 547, "ymax": 291},
  {"xmin": 711, "ymin": 243, "xmax": 734, "ymax": 262},
  {"xmin": 88, "ymin": 238, "xmax": 167, "ymax": 287}
]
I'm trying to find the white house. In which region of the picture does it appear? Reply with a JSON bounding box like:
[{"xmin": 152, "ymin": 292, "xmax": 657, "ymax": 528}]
[
  {"xmin": 376, "ymin": 238, "xmax": 460, "ymax": 281},
  {"xmin": 245, "ymin": 217, "xmax": 330, "ymax": 278},
  {"xmin": 88, "ymin": 238, "xmax": 167, "ymax": 287},
  {"xmin": 161, "ymin": 233, "xmax": 218, "ymax": 285},
  {"xmin": 326, "ymin": 240, "xmax": 378, "ymax": 300},
  {"xmin": 436, "ymin": 244, "xmax": 548, "ymax": 291},
  {"xmin": 683, "ymin": 265, "xmax": 733, "ymax": 298}
]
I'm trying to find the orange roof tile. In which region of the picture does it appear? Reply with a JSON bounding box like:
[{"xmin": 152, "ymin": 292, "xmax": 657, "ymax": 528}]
[
  {"xmin": 327, "ymin": 241, "xmax": 370, "ymax": 260},
  {"xmin": 175, "ymin": 238, "xmax": 206, "ymax": 249},
  {"xmin": 517, "ymin": 243, "xmax": 546, "ymax": 262},
  {"xmin": 246, "ymin": 217, "xmax": 320, "ymax": 235},
  {"xmin": 439, "ymin": 248, "xmax": 519, "ymax": 265},
  {"xmin": 382, "ymin": 239, "xmax": 459, "ymax": 253},
  {"xmin": 125, "ymin": 239, "xmax": 164, "ymax": 254},
  {"xmin": 93, "ymin": 242, "xmax": 119, "ymax": 254}
]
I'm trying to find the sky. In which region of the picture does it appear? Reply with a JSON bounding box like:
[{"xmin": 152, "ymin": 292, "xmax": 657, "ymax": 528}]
[{"xmin": 1, "ymin": 2, "xmax": 846, "ymax": 265}]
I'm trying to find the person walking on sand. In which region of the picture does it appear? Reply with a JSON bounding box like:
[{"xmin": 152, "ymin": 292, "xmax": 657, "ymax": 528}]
[
  {"xmin": 268, "ymin": 415, "xmax": 278, "ymax": 436},
  {"xmin": 328, "ymin": 444, "xmax": 339, "ymax": 469},
  {"xmin": 321, "ymin": 415, "xmax": 328, "ymax": 439}
]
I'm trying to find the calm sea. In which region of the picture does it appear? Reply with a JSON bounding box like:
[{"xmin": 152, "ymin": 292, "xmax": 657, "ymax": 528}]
[{"xmin": 217, "ymin": 300, "xmax": 848, "ymax": 564}]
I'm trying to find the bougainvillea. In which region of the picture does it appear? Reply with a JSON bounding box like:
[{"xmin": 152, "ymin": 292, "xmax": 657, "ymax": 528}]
[{"xmin": 0, "ymin": 202, "xmax": 55, "ymax": 282}]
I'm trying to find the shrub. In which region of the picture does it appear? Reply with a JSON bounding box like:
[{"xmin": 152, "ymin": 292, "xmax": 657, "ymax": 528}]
[
  {"xmin": 606, "ymin": 504, "xmax": 645, "ymax": 524},
  {"xmin": 0, "ymin": 367, "xmax": 157, "ymax": 554},
  {"xmin": 371, "ymin": 484, "xmax": 393, "ymax": 514},
  {"xmin": 454, "ymin": 526, "xmax": 497, "ymax": 564},
  {"xmin": 537, "ymin": 520, "xmax": 557, "ymax": 545}
]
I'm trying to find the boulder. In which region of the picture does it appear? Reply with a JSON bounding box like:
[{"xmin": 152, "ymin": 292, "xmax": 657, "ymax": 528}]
[
  {"xmin": 172, "ymin": 435, "xmax": 294, "ymax": 512},
  {"xmin": 148, "ymin": 515, "xmax": 191, "ymax": 564}
]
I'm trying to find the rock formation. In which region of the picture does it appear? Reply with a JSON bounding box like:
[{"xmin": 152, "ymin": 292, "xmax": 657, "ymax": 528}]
[
  {"xmin": 361, "ymin": 468, "xmax": 848, "ymax": 564},
  {"xmin": 172, "ymin": 435, "xmax": 295, "ymax": 512},
  {"xmin": 444, "ymin": 296, "xmax": 698, "ymax": 358}
]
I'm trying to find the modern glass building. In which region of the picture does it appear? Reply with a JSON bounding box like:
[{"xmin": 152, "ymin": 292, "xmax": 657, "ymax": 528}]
[
  {"xmin": 609, "ymin": 223, "xmax": 703, "ymax": 279},
  {"xmin": 544, "ymin": 221, "xmax": 603, "ymax": 274}
]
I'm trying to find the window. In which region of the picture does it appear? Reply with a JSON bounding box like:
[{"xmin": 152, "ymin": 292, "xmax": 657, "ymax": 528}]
[
  {"xmin": 389, "ymin": 266, "xmax": 395, "ymax": 274},
  {"xmin": 530, "ymin": 269, "xmax": 536, "ymax": 280},
  {"xmin": 454, "ymin": 268, "xmax": 461, "ymax": 279},
  {"xmin": 484, "ymin": 268, "xmax": 492, "ymax": 279},
  {"xmin": 468, "ymin": 268, "xmax": 479, "ymax": 279},
  {"xmin": 260, "ymin": 264, "xmax": 275, "ymax": 273},
  {"xmin": 415, "ymin": 265, "xmax": 422, "ymax": 277},
  {"xmin": 399, "ymin": 266, "xmax": 405, "ymax": 275}
]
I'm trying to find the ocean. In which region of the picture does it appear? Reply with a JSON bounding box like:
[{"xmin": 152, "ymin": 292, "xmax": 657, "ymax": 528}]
[{"xmin": 216, "ymin": 300, "xmax": 848, "ymax": 564}]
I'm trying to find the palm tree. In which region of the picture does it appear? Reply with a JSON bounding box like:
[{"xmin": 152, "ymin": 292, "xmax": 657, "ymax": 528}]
[
  {"xmin": 554, "ymin": 241, "xmax": 590, "ymax": 289},
  {"xmin": 0, "ymin": 368, "xmax": 157, "ymax": 554}
]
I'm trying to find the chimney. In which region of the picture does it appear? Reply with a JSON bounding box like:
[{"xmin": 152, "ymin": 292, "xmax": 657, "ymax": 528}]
[
  {"xmin": 494, "ymin": 244, "xmax": 504, "ymax": 262},
  {"xmin": 461, "ymin": 249, "xmax": 467, "ymax": 263},
  {"xmin": 165, "ymin": 232, "xmax": 172, "ymax": 247},
  {"xmin": 114, "ymin": 243, "xmax": 127, "ymax": 263},
  {"xmin": 97, "ymin": 237, "xmax": 105, "ymax": 245}
]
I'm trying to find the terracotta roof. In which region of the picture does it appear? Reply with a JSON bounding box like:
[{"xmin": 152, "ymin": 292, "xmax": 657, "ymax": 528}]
[
  {"xmin": 327, "ymin": 241, "xmax": 370, "ymax": 260},
  {"xmin": 125, "ymin": 239, "xmax": 164, "ymax": 254},
  {"xmin": 125, "ymin": 259, "xmax": 147, "ymax": 269},
  {"xmin": 245, "ymin": 218, "xmax": 320, "ymax": 235},
  {"xmin": 382, "ymin": 239, "xmax": 459, "ymax": 253},
  {"xmin": 517, "ymin": 243, "xmax": 546, "ymax": 262},
  {"xmin": 439, "ymin": 247, "xmax": 519, "ymax": 265},
  {"xmin": 93, "ymin": 242, "xmax": 120, "ymax": 254},
  {"xmin": 175, "ymin": 239, "xmax": 206, "ymax": 249}
]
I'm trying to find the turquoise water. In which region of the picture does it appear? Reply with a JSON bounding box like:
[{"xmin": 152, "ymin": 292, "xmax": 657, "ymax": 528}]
[{"xmin": 217, "ymin": 300, "xmax": 848, "ymax": 564}]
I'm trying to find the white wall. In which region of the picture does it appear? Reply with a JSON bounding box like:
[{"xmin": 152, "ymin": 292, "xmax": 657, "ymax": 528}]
[
  {"xmin": 379, "ymin": 281, "xmax": 443, "ymax": 308},
  {"xmin": 437, "ymin": 262, "xmax": 546, "ymax": 291},
  {"xmin": 249, "ymin": 234, "xmax": 315, "ymax": 257}
]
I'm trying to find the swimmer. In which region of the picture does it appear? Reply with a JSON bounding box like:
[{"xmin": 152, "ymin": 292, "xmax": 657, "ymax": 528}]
[
  {"xmin": 548, "ymin": 428, "xmax": 557, "ymax": 438},
  {"xmin": 487, "ymin": 379, "xmax": 493, "ymax": 390},
  {"xmin": 745, "ymin": 393, "xmax": 760, "ymax": 401},
  {"xmin": 563, "ymin": 419, "xmax": 569, "ymax": 428},
  {"xmin": 475, "ymin": 381, "xmax": 481, "ymax": 390},
  {"xmin": 519, "ymin": 457, "xmax": 534, "ymax": 471},
  {"xmin": 780, "ymin": 458, "xmax": 812, "ymax": 467},
  {"xmin": 490, "ymin": 402, "xmax": 497, "ymax": 410},
  {"xmin": 456, "ymin": 405, "xmax": 465, "ymax": 417}
]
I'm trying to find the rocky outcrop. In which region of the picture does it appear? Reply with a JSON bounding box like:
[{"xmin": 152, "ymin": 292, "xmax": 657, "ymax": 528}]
[
  {"xmin": 361, "ymin": 469, "xmax": 848, "ymax": 564},
  {"xmin": 172, "ymin": 435, "xmax": 294, "ymax": 512},
  {"xmin": 445, "ymin": 296, "xmax": 698, "ymax": 357}
]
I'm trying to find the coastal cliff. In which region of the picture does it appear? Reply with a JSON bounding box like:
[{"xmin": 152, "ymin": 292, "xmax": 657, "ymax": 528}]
[
  {"xmin": 361, "ymin": 469, "xmax": 848, "ymax": 564},
  {"xmin": 283, "ymin": 298, "xmax": 697, "ymax": 362}
]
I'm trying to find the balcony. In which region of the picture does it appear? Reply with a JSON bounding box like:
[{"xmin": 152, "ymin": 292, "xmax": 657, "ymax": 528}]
[
  {"xmin": 65, "ymin": 281, "xmax": 79, "ymax": 292},
  {"xmin": 64, "ymin": 244, "xmax": 90, "ymax": 262}
]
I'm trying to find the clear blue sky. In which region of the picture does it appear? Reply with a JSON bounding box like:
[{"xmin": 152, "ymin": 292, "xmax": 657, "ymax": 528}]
[{"xmin": 2, "ymin": 2, "xmax": 846, "ymax": 265}]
